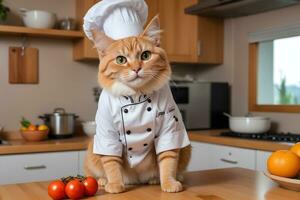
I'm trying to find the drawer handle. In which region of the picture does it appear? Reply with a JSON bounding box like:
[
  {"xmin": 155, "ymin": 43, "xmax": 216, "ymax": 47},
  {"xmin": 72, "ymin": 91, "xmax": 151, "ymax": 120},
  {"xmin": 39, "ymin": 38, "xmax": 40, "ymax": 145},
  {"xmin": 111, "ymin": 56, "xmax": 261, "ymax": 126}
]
[
  {"xmin": 24, "ymin": 165, "xmax": 46, "ymax": 170},
  {"xmin": 197, "ymin": 40, "xmax": 202, "ymax": 56},
  {"xmin": 220, "ymin": 158, "xmax": 238, "ymax": 164}
]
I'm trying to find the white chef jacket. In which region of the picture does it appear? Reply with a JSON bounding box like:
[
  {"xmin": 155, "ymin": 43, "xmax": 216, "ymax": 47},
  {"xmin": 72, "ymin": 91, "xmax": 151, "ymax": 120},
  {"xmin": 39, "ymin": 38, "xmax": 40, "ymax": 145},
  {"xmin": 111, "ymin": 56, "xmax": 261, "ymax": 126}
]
[{"xmin": 93, "ymin": 84, "xmax": 190, "ymax": 168}]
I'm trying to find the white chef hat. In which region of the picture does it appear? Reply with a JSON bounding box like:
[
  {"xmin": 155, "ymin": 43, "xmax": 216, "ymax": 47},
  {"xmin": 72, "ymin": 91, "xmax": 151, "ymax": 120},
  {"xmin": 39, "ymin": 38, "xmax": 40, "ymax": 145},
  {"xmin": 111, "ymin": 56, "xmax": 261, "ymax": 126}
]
[{"xmin": 83, "ymin": 0, "xmax": 148, "ymax": 40}]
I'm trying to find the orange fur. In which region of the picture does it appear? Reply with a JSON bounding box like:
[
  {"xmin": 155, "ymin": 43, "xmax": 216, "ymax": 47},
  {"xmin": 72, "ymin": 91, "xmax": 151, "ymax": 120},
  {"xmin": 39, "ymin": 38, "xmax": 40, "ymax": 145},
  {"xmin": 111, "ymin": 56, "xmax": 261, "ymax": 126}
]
[
  {"xmin": 85, "ymin": 139, "xmax": 191, "ymax": 192},
  {"xmin": 85, "ymin": 16, "xmax": 191, "ymax": 193},
  {"xmin": 92, "ymin": 16, "xmax": 171, "ymax": 96}
]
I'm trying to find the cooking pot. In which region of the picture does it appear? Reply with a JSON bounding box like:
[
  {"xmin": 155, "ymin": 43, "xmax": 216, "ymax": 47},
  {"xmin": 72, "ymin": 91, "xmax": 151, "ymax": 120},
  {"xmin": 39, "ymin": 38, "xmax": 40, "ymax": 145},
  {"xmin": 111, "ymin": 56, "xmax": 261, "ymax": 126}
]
[
  {"xmin": 224, "ymin": 113, "xmax": 271, "ymax": 134},
  {"xmin": 39, "ymin": 108, "xmax": 78, "ymax": 138}
]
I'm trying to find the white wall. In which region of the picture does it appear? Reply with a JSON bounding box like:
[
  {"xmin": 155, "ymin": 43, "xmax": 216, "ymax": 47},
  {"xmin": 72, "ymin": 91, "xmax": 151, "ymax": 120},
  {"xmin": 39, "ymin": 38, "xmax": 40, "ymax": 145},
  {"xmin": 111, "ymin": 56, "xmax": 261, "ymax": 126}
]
[
  {"xmin": 0, "ymin": 0, "xmax": 99, "ymax": 130},
  {"xmin": 196, "ymin": 4, "xmax": 300, "ymax": 133}
]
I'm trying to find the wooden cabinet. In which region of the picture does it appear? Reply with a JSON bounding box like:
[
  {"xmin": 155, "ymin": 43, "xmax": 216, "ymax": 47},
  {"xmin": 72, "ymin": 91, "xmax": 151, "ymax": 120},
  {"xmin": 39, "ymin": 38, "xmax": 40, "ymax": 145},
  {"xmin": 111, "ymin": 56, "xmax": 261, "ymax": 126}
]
[
  {"xmin": 73, "ymin": 0, "xmax": 99, "ymax": 61},
  {"xmin": 0, "ymin": 151, "xmax": 78, "ymax": 184},
  {"xmin": 146, "ymin": 0, "xmax": 223, "ymax": 64},
  {"xmin": 145, "ymin": 0, "xmax": 158, "ymax": 24},
  {"xmin": 74, "ymin": 0, "xmax": 223, "ymax": 63}
]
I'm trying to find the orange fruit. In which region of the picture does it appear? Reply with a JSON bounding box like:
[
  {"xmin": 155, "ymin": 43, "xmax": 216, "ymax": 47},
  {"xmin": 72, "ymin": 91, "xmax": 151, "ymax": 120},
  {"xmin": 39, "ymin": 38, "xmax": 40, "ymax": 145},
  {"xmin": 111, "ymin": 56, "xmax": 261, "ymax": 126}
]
[
  {"xmin": 27, "ymin": 125, "xmax": 37, "ymax": 131},
  {"xmin": 267, "ymin": 150, "xmax": 300, "ymax": 178},
  {"xmin": 290, "ymin": 143, "xmax": 300, "ymax": 157}
]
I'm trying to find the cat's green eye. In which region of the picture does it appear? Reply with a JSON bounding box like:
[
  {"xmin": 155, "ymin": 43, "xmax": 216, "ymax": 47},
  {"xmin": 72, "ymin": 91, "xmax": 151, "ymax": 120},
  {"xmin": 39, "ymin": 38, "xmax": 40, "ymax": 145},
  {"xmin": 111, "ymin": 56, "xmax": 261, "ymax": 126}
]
[
  {"xmin": 116, "ymin": 56, "xmax": 127, "ymax": 65},
  {"xmin": 141, "ymin": 51, "xmax": 151, "ymax": 61}
]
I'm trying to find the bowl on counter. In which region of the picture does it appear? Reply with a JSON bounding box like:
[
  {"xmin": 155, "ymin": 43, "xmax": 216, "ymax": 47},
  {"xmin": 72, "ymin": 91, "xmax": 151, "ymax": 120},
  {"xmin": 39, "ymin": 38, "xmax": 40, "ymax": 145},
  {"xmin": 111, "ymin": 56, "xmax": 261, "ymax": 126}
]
[
  {"xmin": 19, "ymin": 8, "xmax": 56, "ymax": 29},
  {"xmin": 265, "ymin": 172, "xmax": 300, "ymax": 192},
  {"xmin": 82, "ymin": 121, "xmax": 96, "ymax": 137},
  {"xmin": 20, "ymin": 130, "xmax": 49, "ymax": 142},
  {"xmin": 224, "ymin": 113, "xmax": 271, "ymax": 134}
]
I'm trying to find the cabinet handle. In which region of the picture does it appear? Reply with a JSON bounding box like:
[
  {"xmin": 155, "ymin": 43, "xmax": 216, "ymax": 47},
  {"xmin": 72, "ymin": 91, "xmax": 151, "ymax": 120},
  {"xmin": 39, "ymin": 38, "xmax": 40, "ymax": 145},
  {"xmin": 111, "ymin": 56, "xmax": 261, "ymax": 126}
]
[
  {"xmin": 24, "ymin": 165, "xmax": 46, "ymax": 170},
  {"xmin": 197, "ymin": 40, "xmax": 202, "ymax": 56},
  {"xmin": 220, "ymin": 158, "xmax": 238, "ymax": 164}
]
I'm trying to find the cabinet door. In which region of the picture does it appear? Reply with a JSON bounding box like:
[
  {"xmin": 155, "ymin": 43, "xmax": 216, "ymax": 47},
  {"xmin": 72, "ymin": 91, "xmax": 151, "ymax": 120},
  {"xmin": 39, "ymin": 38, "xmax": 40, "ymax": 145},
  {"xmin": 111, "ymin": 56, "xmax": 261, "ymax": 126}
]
[
  {"xmin": 197, "ymin": 17, "xmax": 223, "ymax": 64},
  {"xmin": 186, "ymin": 142, "xmax": 214, "ymax": 171},
  {"xmin": 256, "ymin": 150, "xmax": 272, "ymax": 172},
  {"xmin": 73, "ymin": 0, "xmax": 99, "ymax": 61},
  {"xmin": 210, "ymin": 144, "xmax": 256, "ymax": 170},
  {"xmin": 0, "ymin": 151, "xmax": 78, "ymax": 185},
  {"xmin": 158, "ymin": 0, "xmax": 199, "ymax": 63},
  {"xmin": 145, "ymin": 0, "xmax": 159, "ymax": 24},
  {"xmin": 78, "ymin": 150, "xmax": 87, "ymax": 175}
]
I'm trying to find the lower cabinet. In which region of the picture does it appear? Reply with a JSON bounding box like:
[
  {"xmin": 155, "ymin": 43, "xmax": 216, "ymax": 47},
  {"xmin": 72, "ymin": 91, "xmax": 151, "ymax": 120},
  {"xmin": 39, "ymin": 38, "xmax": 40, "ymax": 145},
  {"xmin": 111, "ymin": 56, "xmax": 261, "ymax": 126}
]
[
  {"xmin": 187, "ymin": 142, "xmax": 256, "ymax": 171},
  {"xmin": 0, "ymin": 143, "xmax": 272, "ymax": 184},
  {"xmin": 187, "ymin": 142, "xmax": 214, "ymax": 171},
  {"xmin": 0, "ymin": 151, "xmax": 82, "ymax": 185},
  {"xmin": 256, "ymin": 150, "xmax": 272, "ymax": 172},
  {"xmin": 210, "ymin": 143, "xmax": 256, "ymax": 170},
  {"xmin": 78, "ymin": 150, "xmax": 87, "ymax": 175}
]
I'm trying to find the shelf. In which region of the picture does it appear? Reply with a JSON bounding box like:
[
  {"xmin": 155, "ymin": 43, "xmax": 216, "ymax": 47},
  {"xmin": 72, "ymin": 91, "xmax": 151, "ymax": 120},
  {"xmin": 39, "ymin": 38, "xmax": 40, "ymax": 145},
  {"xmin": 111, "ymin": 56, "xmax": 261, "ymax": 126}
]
[{"xmin": 0, "ymin": 25, "xmax": 84, "ymax": 40}]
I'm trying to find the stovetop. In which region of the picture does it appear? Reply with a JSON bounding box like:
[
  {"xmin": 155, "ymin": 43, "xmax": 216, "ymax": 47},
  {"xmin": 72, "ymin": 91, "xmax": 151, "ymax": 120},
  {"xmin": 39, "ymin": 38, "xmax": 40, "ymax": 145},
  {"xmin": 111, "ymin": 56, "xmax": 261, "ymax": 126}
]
[{"xmin": 220, "ymin": 131, "xmax": 300, "ymax": 143}]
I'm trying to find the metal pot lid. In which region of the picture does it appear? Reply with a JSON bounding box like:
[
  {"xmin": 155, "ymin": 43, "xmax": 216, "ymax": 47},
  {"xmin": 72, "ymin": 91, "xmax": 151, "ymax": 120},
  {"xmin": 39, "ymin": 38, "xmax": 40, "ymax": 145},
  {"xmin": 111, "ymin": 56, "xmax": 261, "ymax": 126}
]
[
  {"xmin": 230, "ymin": 116, "xmax": 270, "ymax": 120},
  {"xmin": 43, "ymin": 108, "xmax": 77, "ymax": 117}
]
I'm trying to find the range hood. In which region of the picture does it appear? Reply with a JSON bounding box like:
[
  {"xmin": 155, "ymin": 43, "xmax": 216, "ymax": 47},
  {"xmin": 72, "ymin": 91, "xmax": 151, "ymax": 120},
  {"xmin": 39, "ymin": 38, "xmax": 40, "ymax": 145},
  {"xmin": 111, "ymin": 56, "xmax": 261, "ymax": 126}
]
[{"xmin": 185, "ymin": 0, "xmax": 300, "ymax": 18}]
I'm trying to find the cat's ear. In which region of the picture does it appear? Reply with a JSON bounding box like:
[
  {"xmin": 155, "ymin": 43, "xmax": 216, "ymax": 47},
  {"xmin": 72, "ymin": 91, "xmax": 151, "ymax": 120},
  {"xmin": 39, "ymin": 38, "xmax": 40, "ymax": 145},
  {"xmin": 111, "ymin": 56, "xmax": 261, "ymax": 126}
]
[
  {"xmin": 141, "ymin": 15, "xmax": 162, "ymax": 46},
  {"xmin": 91, "ymin": 29, "xmax": 115, "ymax": 55}
]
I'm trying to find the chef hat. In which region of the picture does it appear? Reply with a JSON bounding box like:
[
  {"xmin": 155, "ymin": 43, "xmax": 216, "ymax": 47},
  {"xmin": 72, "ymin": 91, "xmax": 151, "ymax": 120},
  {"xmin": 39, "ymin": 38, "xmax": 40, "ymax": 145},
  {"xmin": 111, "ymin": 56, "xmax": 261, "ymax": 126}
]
[{"xmin": 83, "ymin": 0, "xmax": 148, "ymax": 40}]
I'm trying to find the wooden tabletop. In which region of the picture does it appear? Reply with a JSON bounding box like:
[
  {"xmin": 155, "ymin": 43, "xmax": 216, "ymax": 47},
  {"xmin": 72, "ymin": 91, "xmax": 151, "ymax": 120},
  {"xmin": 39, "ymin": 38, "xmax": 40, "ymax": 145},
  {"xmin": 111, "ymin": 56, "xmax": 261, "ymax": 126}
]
[
  {"xmin": 0, "ymin": 130, "xmax": 292, "ymax": 155},
  {"xmin": 0, "ymin": 168, "xmax": 298, "ymax": 200}
]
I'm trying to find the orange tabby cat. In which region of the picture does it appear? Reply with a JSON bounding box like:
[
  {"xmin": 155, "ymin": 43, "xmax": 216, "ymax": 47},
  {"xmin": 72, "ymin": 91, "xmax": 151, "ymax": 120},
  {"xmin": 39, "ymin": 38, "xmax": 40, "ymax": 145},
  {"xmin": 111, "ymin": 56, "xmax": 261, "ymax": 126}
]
[{"xmin": 84, "ymin": 15, "xmax": 191, "ymax": 194}]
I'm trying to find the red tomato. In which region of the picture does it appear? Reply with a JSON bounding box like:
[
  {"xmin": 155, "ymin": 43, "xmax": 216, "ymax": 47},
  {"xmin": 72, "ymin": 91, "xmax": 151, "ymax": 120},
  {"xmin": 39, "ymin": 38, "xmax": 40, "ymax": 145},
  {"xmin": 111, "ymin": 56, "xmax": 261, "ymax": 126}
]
[
  {"xmin": 83, "ymin": 177, "xmax": 98, "ymax": 196},
  {"xmin": 65, "ymin": 179, "xmax": 85, "ymax": 199},
  {"xmin": 48, "ymin": 180, "xmax": 66, "ymax": 200}
]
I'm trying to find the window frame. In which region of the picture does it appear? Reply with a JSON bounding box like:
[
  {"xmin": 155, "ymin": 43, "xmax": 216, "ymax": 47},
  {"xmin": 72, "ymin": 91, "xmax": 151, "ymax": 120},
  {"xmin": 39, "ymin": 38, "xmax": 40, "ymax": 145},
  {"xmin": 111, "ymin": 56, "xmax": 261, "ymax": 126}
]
[{"xmin": 248, "ymin": 42, "xmax": 300, "ymax": 113}]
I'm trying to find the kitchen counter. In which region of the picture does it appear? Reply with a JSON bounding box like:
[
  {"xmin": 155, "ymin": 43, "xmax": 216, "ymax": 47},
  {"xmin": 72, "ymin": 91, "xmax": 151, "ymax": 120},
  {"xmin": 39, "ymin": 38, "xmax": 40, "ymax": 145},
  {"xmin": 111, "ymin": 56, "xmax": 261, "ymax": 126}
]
[
  {"xmin": 0, "ymin": 168, "xmax": 298, "ymax": 200},
  {"xmin": 189, "ymin": 129, "xmax": 291, "ymax": 152},
  {"xmin": 0, "ymin": 135, "xmax": 90, "ymax": 155},
  {"xmin": 0, "ymin": 130, "xmax": 291, "ymax": 155}
]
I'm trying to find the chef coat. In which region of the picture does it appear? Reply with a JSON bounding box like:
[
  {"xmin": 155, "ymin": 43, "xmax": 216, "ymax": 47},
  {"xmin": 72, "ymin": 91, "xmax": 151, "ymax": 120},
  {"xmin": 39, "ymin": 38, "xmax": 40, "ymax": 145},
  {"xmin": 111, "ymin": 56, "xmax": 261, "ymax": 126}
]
[{"xmin": 93, "ymin": 84, "xmax": 190, "ymax": 168}]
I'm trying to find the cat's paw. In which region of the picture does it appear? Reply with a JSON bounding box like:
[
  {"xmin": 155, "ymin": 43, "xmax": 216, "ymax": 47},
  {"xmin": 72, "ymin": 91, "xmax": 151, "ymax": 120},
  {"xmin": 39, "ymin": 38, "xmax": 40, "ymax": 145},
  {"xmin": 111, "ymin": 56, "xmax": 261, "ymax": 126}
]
[
  {"xmin": 105, "ymin": 183, "xmax": 125, "ymax": 194},
  {"xmin": 148, "ymin": 177, "xmax": 160, "ymax": 185},
  {"xmin": 161, "ymin": 181, "xmax": 183, "ymax": 193},
  {"xmin": 97, "ymin": 177, "xmax": 108, "ymax": 186}
]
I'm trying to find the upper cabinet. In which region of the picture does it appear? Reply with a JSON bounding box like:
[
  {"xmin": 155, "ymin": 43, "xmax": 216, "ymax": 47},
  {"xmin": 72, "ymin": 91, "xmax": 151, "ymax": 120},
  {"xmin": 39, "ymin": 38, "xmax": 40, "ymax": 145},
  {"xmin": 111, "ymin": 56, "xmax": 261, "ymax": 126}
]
[
  {"xmin": 74, "ymin": 0, "xmax": 224, "ymax": 64},
  {"xmin": 73, "ymin": 0, "xmax": 99, "ymax": 61},
  {"xmin": 146, "ymin": 0, "xmax": 224, "ymax": 64}
]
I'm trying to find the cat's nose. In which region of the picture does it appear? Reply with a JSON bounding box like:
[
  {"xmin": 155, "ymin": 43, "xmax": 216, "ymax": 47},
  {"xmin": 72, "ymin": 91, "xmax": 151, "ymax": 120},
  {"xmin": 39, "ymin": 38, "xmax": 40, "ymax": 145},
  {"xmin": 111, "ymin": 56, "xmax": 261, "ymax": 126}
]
[{"xmin": 132, "ymin": 67, "xmax": 141, "ymax": 74}]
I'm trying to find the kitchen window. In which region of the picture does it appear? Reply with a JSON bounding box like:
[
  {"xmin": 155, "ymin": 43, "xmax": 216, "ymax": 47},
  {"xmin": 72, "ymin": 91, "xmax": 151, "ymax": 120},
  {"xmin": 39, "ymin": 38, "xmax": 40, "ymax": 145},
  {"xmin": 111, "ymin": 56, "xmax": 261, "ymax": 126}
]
[
  {"xmin": 257, "ymin": 36, "xmax": 300, "ymax": 105},
  {"xmin": 248, "ymin": 23, "xmax": 300, "ymax": 112}
]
